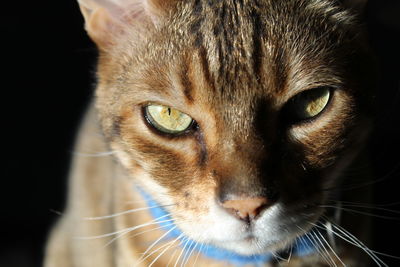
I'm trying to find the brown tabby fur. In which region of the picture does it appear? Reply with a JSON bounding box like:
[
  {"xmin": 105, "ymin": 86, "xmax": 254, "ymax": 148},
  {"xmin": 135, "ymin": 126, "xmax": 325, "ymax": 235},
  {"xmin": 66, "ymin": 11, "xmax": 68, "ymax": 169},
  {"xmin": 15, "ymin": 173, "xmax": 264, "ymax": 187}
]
[{"xmin": 45, "ymin": 0, "xmax": 375, "ymax": 266}]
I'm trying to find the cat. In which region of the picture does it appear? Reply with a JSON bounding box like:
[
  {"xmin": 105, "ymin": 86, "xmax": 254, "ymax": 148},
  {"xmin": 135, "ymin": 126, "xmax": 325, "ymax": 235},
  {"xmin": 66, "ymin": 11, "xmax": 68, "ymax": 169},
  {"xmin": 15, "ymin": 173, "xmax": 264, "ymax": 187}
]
[{"xmin": 44, "ymin": 0, "xmax": 380, "ymax": 266}]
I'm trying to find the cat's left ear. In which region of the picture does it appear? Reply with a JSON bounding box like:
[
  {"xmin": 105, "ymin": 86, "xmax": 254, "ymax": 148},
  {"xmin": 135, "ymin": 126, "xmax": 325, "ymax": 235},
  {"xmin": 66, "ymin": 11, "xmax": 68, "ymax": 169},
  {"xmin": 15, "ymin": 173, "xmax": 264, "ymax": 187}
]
[
  {"xmin": 340, "ymin": 0, "xmax": 368, "ymax": 14},
  {"xmin": 77, "ymin": 0, "xmax": 177, "ymax": 49}
]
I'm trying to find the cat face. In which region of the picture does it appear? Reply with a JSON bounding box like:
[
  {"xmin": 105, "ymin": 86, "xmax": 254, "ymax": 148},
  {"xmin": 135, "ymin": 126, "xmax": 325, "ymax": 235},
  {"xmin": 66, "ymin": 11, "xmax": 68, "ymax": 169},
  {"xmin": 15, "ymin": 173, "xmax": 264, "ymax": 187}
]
[{"xmin": 81, "ymin": 0, "xmax": 372, "ymax": 256}]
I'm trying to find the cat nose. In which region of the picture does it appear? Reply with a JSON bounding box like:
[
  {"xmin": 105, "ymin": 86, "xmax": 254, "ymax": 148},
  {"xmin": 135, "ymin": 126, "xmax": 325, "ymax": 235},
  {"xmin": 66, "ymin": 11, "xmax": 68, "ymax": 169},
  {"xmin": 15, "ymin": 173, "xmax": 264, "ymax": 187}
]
[{"xmin": 221, "ymin": 197, "xmax": 269, "ymax": 221}]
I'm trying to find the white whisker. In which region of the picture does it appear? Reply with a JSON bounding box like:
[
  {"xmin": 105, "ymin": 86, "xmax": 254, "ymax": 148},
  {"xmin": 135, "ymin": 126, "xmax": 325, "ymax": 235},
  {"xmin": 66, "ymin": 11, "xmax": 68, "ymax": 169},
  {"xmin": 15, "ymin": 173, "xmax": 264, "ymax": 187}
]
[
  {"xmin": 325, "ymin": 221, "xmax": 337, "ymax": 250},
  {"xmin": 72, "ymin": 151, "xmax": 117, "ymax": 157},
  {"xmin": 184, "ymin": 238, "xmax": 200, "ymax": 266},
  {"xmin": 316, "ymin": 218, "xmax": 389, "ymax": 267},
  {"xmin": 134, "ymin": 237, "xmax": 179, "ymax": 267},
  {"xmin": 311, "ymin": 222, "xmax": 360, "ymax": 248},
  {"xmin": 320, "ymin": 205, "xmax": 400, "ymax": 220},
  {"xmin": 340, "ymin": 204, "xmax": 400, "ymax": 214},
  {"xmin": 148, "ymin": 236, "xmax": 182, "ymax": 267},
  {"xmin": 102, "ymin": 223, "xmax": 176, "ymax": 249},
  {"xmin": 193, "ymin": 242, "xmax": 204, "ymax": 267},
  {"xmin": 75, "ymin": 217, "xmax": 174, "ymax": 240},
  {"xmin": 271, "ymin": 251, "xmax": 286, "ymax": 262},
  {"xmin": 180, "ymin": 239, "xmax": 195, "ymax": 267},
  {"xmin": 330, "ymin": 223, "xmax": 387, "ymax": 267},
  {"xmin": 311, "ymin": 230, "xmax": 336, "ymax": 267},
  {"xmin": 136, "ymin": 225, "xmax": 178, "ymax": 265},
  {"xmin": 130, "ymin": 223, "xmax": 175, "ymax": 238},
  {"xmin": 307, "ymin": 231, "xmax": 332, "ymax": 266},
  {"xmin": 174, "ymin": 238, "xmax": 191, "ymax": 267},
  {"xmin": 83, "ymin": 205, "xmax": 174, "ymax": 220},
  {"xmin": 270, "ymin": 252, "xmax": 279, "ymax": 263},
  {"xmin": 315, "ymin": 226, "xmax": 345, "ymax": 266},
  {"xmin": 166, "ymin": 242, "xmax": 181, "ymax": 267},
  {"xmin": 298, "ymin": 226, "xmax": 330, "ymax": 265},
  {"xmin": 337, "ymin": 200, "xmax": 400, "ymax": 208},
  {"xmin": 287, "ymin": 239, "xmax": 294, "ymax": 263}
]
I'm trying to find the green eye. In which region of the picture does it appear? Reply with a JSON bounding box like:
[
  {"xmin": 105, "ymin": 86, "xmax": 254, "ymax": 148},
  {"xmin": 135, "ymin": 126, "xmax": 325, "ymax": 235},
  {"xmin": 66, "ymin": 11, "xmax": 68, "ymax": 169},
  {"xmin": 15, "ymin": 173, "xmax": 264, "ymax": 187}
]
[
  {"xmin": 291, "ymin": 87, "xmax": 331, "ymax": 120},
  {"xmin": 144, "ymin": 104, "xmax": 194, "ymax": 134}
]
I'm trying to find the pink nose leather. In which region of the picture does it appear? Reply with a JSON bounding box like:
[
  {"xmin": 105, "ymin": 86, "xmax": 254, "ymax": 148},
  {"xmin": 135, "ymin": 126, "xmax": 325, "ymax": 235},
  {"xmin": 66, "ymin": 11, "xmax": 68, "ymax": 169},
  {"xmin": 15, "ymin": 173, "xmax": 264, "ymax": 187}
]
[{"xmin": 221, "ymin": 197, "xmax": 268, "ymax": 220}]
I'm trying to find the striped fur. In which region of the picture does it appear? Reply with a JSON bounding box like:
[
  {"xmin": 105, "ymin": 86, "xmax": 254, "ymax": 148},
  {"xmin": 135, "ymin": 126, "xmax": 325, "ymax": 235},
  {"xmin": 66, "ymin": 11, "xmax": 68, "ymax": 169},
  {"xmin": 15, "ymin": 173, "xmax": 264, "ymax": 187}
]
[{"xmin": 45, "ymin": 0, "xmax": 375, "ymax": 266}]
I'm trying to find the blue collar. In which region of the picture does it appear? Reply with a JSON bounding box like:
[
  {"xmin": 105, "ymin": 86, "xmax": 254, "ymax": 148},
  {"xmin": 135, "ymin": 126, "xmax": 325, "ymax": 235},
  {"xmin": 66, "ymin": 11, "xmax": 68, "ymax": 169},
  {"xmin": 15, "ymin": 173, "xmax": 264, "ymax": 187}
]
[{"xmin": 137, "ymin": 187, "xmax": 316, "ymax": 266}]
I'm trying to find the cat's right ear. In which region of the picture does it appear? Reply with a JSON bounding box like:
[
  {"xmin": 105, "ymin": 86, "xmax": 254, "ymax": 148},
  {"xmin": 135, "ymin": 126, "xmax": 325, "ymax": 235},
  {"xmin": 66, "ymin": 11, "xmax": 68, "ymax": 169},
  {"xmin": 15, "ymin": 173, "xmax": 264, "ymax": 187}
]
[{"xmin": 77, "ymin": 0, "xmax": 176, "ymax": 49}]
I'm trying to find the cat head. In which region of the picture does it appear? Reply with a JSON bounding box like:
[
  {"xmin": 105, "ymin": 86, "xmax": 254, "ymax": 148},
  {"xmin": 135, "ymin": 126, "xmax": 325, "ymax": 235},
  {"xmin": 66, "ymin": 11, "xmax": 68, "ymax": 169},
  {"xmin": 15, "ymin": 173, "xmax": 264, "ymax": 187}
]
[{"xmin": 78, "ymin": 0, "xmax": 373, "ymax": 255}]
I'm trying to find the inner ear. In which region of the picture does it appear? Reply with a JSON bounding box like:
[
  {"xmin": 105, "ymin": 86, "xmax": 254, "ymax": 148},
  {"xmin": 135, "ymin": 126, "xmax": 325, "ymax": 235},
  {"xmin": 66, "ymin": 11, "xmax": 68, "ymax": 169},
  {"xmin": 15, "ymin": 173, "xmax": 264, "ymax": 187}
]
[{"xmin": 77, "ymin": 0, "xmax": 177, "ymax": 49}]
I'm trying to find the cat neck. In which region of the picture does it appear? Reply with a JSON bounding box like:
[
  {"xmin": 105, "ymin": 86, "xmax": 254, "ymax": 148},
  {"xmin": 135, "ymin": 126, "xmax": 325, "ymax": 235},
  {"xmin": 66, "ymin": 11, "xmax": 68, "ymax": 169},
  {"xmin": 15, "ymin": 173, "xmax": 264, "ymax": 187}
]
[{"xmin": 136, "ymin": 186, "xmax": 318, "ymax": 266}]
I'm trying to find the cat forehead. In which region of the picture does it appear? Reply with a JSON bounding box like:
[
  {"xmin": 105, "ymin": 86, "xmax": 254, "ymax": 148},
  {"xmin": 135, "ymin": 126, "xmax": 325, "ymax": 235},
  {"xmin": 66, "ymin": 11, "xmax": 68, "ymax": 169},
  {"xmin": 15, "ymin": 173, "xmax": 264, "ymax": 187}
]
[{"xmin": 164, "ymin": 0, "xmax": 353, "ymax": 102}]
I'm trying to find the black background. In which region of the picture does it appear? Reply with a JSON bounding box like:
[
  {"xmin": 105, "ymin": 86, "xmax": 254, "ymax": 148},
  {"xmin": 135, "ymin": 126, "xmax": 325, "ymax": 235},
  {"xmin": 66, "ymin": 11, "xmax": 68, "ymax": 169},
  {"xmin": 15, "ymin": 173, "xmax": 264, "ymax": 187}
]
[{"xmin": 1, "ymin": 1, "xmax": 399, "ymax": 266}]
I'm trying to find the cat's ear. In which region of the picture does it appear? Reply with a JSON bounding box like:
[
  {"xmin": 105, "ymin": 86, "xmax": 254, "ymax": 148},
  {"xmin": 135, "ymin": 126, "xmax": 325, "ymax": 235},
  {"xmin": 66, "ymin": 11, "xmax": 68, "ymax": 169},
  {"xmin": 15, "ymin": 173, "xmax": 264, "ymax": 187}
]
[
  {"xmin": 340, "ymin": 0, "xmax": 368, "ymax": 14},
  {"xmin": 77, "ymin": 0, "xmax": 176, "ymax": 48}
]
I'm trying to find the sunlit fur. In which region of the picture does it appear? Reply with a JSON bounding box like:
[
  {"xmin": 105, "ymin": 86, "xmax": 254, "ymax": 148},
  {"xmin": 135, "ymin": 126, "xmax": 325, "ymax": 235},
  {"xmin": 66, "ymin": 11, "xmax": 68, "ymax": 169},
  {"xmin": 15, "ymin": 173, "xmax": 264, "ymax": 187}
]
[{"xmin": 45, "ymin": 0, "xmax": 378, "ymax": 266}]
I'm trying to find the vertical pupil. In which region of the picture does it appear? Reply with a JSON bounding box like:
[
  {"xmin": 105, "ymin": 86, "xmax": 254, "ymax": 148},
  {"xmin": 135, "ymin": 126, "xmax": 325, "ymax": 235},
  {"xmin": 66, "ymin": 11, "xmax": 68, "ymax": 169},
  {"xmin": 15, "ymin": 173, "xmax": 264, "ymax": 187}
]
[{"xmin": 167, "ymin": 108, "xmax": 171, "ymax": 116}]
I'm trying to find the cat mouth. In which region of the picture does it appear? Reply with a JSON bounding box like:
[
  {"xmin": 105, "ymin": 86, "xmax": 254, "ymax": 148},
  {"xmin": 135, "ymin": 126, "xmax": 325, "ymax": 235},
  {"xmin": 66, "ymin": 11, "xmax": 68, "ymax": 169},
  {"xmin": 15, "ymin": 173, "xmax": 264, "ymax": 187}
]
[
  {"xmin": 243, "ymin": 234, "xmax": 257, "ymax": 242},
  {"xmin": 226, "ymin": 231, "xmax": 258, "ymax": 244}
]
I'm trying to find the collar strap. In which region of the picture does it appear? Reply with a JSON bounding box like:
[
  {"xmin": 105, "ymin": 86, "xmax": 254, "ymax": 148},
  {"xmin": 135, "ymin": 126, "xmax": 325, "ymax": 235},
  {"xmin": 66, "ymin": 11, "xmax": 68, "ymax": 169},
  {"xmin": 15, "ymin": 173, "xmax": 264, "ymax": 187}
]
[{"xmin": 137, "ymin": 187, "xmax": 317, "ymax": 266}]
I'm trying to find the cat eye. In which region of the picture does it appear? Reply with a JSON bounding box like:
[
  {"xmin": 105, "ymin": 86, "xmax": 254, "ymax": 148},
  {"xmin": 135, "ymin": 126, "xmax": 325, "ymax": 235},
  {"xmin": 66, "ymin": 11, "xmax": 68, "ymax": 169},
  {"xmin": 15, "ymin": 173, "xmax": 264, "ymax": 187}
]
[
  {"xmin": 144, "ymin": 104, "xmax": 194, "ymax": 135},
  {"xmin": 289, "ymin": 87, "xmax": 331, "ymax": 121}
]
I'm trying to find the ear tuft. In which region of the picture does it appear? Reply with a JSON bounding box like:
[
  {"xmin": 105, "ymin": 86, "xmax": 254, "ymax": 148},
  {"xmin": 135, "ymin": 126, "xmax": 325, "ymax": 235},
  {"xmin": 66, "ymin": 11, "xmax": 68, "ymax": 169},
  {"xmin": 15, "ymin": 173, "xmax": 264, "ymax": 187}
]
[
  {"xmin": 145, "ymin": 0, "xmax": 177, "ymax": 20},
  {"xmin": 340, "ymin": 0, "xmax": 368, "ymax": 14},
  {"xmin": 77, "ymin": 0, "xmax": 176, "ymax": 49}
]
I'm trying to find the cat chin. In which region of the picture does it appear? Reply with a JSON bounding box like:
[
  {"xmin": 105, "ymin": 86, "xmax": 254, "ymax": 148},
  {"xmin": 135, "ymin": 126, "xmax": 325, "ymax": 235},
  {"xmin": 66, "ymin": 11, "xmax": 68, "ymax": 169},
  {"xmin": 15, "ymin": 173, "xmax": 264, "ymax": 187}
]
[
  {"xmin": 211, "ymin": 237, "xmax": 284, "ymax": 256},
  {"xmin": 208, "ymin": 217, "xmax": 317, "ymax": 256}
]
